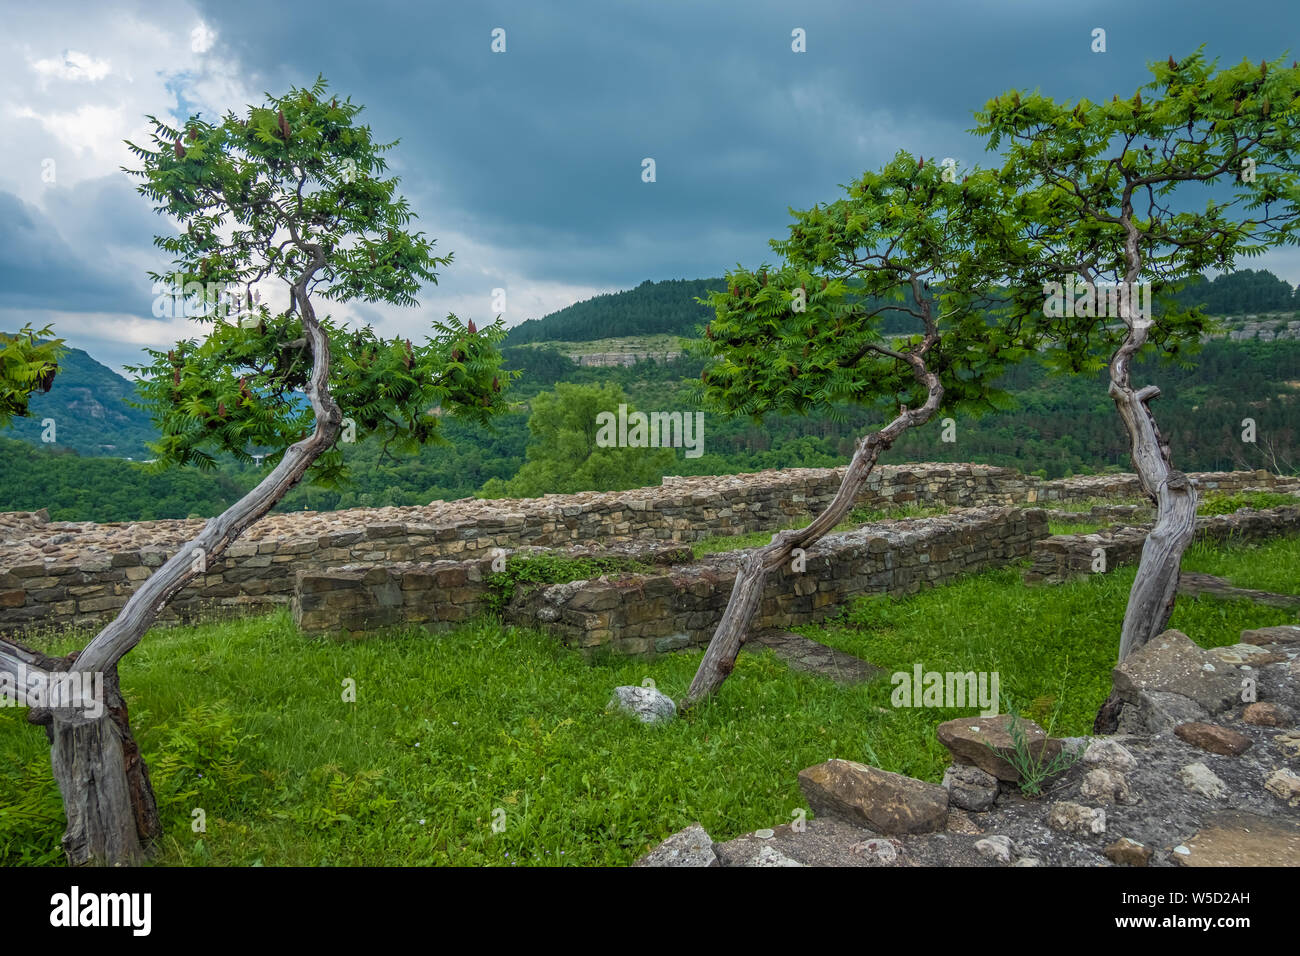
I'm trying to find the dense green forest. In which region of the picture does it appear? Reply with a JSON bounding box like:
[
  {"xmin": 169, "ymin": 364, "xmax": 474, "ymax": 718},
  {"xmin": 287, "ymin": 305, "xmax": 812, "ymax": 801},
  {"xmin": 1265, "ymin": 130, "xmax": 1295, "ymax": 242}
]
[
  {"xmin": 503, "ymin": 278, "xmax": 722, "ymax": 344},
  {"xmin": 2, "ymin": 337, "xmax": 1295, "ymax": 522},
  {"xmin": 500, "ymin": 268, "xmax": 1300, "ymax": 346},
  {"xmin": 2, "ymin": 270, "xmax": 1297, "ymax": 523},
  {"xmin": 1170, "ymin": 268, "xmax": 1300, "ymax": 315}
]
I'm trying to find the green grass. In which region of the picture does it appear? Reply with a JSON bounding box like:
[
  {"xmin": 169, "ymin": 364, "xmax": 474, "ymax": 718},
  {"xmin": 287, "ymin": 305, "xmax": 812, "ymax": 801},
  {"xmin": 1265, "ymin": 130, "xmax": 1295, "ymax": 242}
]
[
  {"xmin": 796, "ymin": 536, "xmax": 1296, "ymax": 787},
  {"xmin": 1197, "ymin": 490, "xmax": 1298, "ymax": 516},
  {"xmin": 484, "ymin": 553, "xmax": 653, "ymax": 614},
  {"xmin": 1, "ymin": 536, "xmax": 1294, "ymax": 867},
  {"xmin": 1181, "ymin": 534, "xmax": 1300, "ymax": 594},
  {"xmin": 690, "ymin": 503, "xmax": 951, "ymax": 558},
  {"xmin": 1044, "ymin": 497, "xmax": 1148, "ymax": 513},
  {"xmin": 1048, "ymin": 521, "xmax": 1107, "ymax": 536},
  {"xmin": 1043, "ymin": 490, "xmax": 1298, "ymax": 536},
  {"xmin": 692, "ymin": 526, "xmax": 796, "ymax": 556}
]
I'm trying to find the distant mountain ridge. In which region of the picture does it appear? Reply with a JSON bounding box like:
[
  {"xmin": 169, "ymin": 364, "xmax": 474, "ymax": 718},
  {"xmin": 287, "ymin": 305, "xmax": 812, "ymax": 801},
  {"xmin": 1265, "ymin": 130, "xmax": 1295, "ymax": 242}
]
[
  {"xmin": 505, "ymin": 278, "xmax": 724, "ymax": 345},
  {"xmin": 0, "ymin": 342, "xmax": 155, "ymax": 459},
  {"xmin": 504, "ymin": 269, "xmax": 1299, "ymax": 347},
  {"xmin": 2, "ymin": 269, "xmax": 1297, "ymax": 460}
]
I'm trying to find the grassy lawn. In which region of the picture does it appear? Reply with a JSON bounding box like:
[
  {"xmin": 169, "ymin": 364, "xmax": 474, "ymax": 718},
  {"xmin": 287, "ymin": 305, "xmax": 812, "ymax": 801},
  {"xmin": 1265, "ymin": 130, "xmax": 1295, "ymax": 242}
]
[
  {"xmin": 1047, "ymin": 520, "xmax": 1107, "ymax": 535},
  {"xmin": 1045, "ymin": 496, "xmax": 1149, "ymax": 513},
  {"xmin": 1, "ymin": 536, "xmax": 1294, "ymax": 867},
  {"xmin": 1181, "ymin": 533, "xmax": 1300, "ymax": 594},
  {"xmin": 690, "ymin": 503, "xmax": 952, "ymax": 558}
]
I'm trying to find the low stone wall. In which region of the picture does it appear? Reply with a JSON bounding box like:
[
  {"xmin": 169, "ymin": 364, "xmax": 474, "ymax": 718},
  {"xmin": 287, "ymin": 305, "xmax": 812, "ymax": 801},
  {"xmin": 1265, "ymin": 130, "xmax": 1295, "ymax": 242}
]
[
  {"xmin": 1023, "ymin": 505, "xmax": 1300, "ymax": 584},
  {"xmin": 0, "ymin": 463, "xmax": 1037, "ymax": 636},
  {"xmin": 291, "ymin": 541, "xmax": 692, "ymax": 636},
  {"xmin": 3, "ymin": 465, "xmax": 1294, "ymax": 637},
  {"xmin": 1031, "ymin": 469, "xmax": 1297, "ymax": 503},
  {"xmin": 294, "ymin": 507, "xmax": 1049, "ymax": 655}
]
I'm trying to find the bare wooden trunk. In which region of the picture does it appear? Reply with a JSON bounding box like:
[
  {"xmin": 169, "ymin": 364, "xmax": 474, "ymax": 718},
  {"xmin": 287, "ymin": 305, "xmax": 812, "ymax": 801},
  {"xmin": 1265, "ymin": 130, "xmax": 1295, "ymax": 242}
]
[
  {"xmin": 1108, "ymin": 231, "xmax": 1200, "ymax": 662},
  {"xmin": 38, "ymin": 669, "xmax": 161, "ymax": 866},
  {"xmin": 1094, "ymin": 376, "xmax": 1199, "ymax": 733},
  {"xmin": 681, "ymin": 436, "xmax": 882, "ymax": 708},
  {"xmin": 681, "ymin": 356, "xmax": 942, "ymax": 710},
  {"xmin": 1, "ymin": 249, "xmax": 341, "ymax": 864},
  {"xmin": 1093, "ymin": 228, "xmax": 1199, "ymax": 731}
]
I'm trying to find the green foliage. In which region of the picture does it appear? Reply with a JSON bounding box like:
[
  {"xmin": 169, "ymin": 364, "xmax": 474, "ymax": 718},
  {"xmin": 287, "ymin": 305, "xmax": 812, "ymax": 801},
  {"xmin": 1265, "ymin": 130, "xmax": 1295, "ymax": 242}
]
[
  {"xmin": 0, "ymin": 435, "xmax": 246, "ymax": 520},
  {"xmin": 272, "ymin": 766, "xmax": 398, "ymax": 831},
  {"xmin": 0, "ymin": 325, "xmax": 63, "ymax": 428},
  {"xmin": 1197, "ymin": 489, "xmax": 1298, "ymax": 515},
  {"xmin": 484, "ymin": 553, "xmax": 651, "ymax": 615},
  {"xmin": 129, "ymin": 312, "xmax": 516, "ymax": 485},
  {"xmin": 691, "ymin": 152, "xmax": 1031, "ymax": 425},
  {"xmin": 500, "ymin": 344, "xmax": 581, "ymax": 387},
  {"xmin": 987, "ymin": 691, "xmax": 1088, "ymax": 797},
  {"xmin": 478, "ymin": 382, "xmax": 673, "ymax": 498},
  {"xmin": 2, "ymin": 335, "xmax": 1295, "ymax": 522},
  {"xmin": 975, "ymin": 49, "xmax": 1300, "ymax": 370},
  {"xmin": 150, "ymin": 702, "xmax": 258, "ymax": 815},
  {"xmin": 505, "ymin": 279, "xmax": 723, "ymax": 344},
  {"xmin": 122, "ymin": 75, "xmax": 515, "ymax": 484},
  {"xmin": 0, "ymin": 747, "xmax": 66, "ymax": 866},
  {"xmin": 1171, "ymin": 269, "xmax": 1297, "ymax": 315},
  {"xmin": 1, "ymin": 342, "xmax": 156, "ymax": 458}
]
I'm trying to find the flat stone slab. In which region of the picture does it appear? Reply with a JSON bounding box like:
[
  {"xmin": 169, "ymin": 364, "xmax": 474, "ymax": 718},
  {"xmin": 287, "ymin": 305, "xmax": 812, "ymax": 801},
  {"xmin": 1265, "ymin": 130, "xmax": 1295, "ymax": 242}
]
[
  {"xmin": 1174, "ymin": 811, "xmax": 1300, "ymax": 866},
  {"xmin": 1178, "ymin": 572, "xmax": 1300, "ymax": 609},
  {"xmin": 635, "ymin": 823, "xmax": 717, "ymax": 867},
  {"xmin": 1112, "ymin": 629, "xmax": 1241, "ymax": 717},
  {"xmin": 798, "ymin": 759, "xmax": 949, "ymax": 834},
  {"xmin": 744, "ymin": 630, "xmax": 882, "ymax": 685},
  {"xmin": 937, "ymin": 714, "xmax": 1063, "ymax": 783},
  {"xmin": 1173, "ymin": 721, "xmax": 1253, "ymax": 756},
  {"xmin": 1240, "ymin": 624, "xmax": 1300, "ymax": 646}
]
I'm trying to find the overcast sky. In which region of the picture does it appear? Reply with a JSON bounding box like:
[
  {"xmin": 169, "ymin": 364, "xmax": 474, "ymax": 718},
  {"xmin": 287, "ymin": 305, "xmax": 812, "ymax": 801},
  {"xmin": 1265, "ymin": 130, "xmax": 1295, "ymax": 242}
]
[{"xmin": 2, "ymin": 0, "xmax": 1298, "ymax": 374}]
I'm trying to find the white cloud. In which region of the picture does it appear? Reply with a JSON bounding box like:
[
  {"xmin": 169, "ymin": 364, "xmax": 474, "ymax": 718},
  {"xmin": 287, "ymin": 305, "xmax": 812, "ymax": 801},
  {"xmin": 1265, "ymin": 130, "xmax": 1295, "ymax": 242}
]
[
  {"xmin": 0, "ymin": 2, "xmax": 617, "ymax": 372},
  {"xmin": 30, "ymin": 49, "xmax": 111, "ymax": 83},
  {"xmin": 13, "ymin": 104, "xmax": 127, "ymax": 161},
  {"xmin": 190, "ymin": 23, "xmax": 216, "ymax": 54}
]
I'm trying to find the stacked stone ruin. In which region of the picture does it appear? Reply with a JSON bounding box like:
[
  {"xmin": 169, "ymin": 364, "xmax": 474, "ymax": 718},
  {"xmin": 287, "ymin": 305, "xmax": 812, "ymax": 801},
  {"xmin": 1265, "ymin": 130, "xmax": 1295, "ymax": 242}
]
[{"xmin": 1, "ymin": 465, "xmax": 1297, "ymax": 654}]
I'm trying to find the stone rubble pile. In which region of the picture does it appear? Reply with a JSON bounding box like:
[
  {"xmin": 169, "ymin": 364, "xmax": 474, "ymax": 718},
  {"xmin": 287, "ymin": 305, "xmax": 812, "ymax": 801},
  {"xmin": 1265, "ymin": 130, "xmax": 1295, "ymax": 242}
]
[{"xmin": 640, "ymin": 624, "xmax": 1300, "ymax": 867}]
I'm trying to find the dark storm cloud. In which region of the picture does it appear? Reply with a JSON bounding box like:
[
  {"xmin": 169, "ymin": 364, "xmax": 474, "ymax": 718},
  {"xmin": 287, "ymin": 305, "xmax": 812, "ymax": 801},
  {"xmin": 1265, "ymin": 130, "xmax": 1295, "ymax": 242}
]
[
  {"xmin": 9, "ymin": 0, "xmax": 1296, "ymax": 340},
  {"xmin": 0, "ymin": 187, "xmax": 144, "ymax": 313},
  {"xmin": 188, "ymin": 0, "xmax": 1300, "ymax": 289}
]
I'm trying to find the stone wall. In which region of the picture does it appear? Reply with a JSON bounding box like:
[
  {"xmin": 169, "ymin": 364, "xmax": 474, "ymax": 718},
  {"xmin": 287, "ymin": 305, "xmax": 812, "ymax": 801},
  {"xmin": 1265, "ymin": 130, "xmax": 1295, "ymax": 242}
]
[
  {"xmin": 2, "ymin": 465, "xmax": 1295, "ymax": 637},
  {"xmin": 293, "ymin": 507, "xmax": 1049, "ymax": 656},
  {"xmin": 291, "ymin": 541, "xmax": 691, "ymax": 637},
  {"xmin": 1024, "ymin": 505, "xmax": 1300, "ymax": 584}
]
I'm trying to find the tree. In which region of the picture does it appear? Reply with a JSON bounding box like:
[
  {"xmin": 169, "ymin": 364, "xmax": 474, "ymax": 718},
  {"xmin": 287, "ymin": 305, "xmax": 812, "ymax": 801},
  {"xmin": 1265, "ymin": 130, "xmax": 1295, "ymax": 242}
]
[
  {"xmin": 681, "ymin": 152, "xmax": 1034, "ymax": 708},
  {"xmin": 479, "ymin": 382, "xmax": 673, "ymax": 497},
  {"xmin": 975, "ymin": 51, "xmax": 1300, "ymax": 703},
  {"xmin": 0, "ymin": 324, "xmax": 63, "ymax": 425},
  {"xmin": 0, "ymin": 78, "xmax": 514, "ymax": 865}
]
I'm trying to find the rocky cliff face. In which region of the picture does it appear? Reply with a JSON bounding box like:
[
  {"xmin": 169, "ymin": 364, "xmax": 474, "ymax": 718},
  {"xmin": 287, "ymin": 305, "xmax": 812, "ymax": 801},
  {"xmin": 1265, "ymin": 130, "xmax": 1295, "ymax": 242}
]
[
  {"xmin": 567, "ymin": 351, "xmax": 683, "ymax": 367},
  {"xmin": 1206, "ymin": 314, "xmax": 1300, "ymax": 342}
]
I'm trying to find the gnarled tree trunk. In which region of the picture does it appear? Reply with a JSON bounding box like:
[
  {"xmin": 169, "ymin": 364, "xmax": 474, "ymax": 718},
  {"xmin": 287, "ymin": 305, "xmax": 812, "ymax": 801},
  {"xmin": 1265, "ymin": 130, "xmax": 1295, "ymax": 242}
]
[
  {"xmin": 36, "ymin": 663, "xmax": 160, "ymax": 865},
  {"xmin": 1093, "ymin": 219, "xmax": 1199, "ymax": 732},
  {"xmin": 0, "ymin": 248, "xmax": 341, "ymax": 864},
  {"xmin": 681, "ymin": 345, "xmax": 942, "ymax": 710},
  {"xmin": 1109, "ymin": 379, "xmax": 1199, "ymax": 662}
]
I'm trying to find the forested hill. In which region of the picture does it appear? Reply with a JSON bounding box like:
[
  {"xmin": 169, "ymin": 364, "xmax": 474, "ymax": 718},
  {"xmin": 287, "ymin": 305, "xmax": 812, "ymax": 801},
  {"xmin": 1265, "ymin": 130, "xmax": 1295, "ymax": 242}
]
[
  {"xmin": 504, "ymin": 269, "xmax": 1300, "ymax": 346},
  {"xmin": 505, "ymin": 278, "xmax": 724, "ymax": 344},
  {"xmin": 1171, "ymin": 268, "xmax": 1299, "ymax": 314},
  {"xmin": 0, "ymin": 342, "xmax": 156, "ymax": 459}
]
